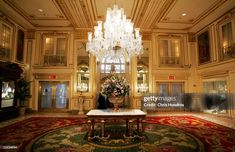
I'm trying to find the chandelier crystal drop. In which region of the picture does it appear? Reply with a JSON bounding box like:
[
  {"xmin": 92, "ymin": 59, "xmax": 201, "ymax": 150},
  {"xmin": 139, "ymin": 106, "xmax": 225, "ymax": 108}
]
[{"xmin": 86, "ymin": 5, "xmax": 143, "ymax": 61}]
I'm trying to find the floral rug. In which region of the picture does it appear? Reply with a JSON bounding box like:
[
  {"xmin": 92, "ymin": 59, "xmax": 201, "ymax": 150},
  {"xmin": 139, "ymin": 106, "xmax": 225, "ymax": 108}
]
[{"xmin": 0, "ymin": 116, "xmax": 234, "ymax": 152}]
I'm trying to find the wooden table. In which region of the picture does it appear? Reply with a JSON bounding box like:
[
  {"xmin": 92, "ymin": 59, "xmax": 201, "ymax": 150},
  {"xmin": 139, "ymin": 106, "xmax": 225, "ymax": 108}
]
[{"xmin": 86, "ymin": 109, "xmax": 146, "ymax": 140}]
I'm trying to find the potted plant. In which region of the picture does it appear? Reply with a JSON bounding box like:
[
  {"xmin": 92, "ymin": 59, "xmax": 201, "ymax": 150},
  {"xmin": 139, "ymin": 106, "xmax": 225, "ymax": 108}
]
[{"xmin": 17, "ymin": 78, "xmax": 31, "ymax": 115}]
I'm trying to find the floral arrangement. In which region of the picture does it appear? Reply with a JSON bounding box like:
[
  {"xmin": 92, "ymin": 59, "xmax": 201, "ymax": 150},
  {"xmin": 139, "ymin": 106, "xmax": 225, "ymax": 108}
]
[{"xmin": 101, "ymin": 75, "xmax": 130, "ymax": 97}]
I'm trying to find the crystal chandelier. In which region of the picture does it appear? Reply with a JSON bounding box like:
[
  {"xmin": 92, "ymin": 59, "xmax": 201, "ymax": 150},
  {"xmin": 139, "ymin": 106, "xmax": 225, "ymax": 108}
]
[{"xmin": 86, "ymin": 5, "xmax": 143, "ymax": 61}]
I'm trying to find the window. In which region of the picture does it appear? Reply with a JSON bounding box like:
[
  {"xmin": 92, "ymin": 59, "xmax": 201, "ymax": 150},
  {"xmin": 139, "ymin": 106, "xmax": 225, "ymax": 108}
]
[
  {"xmin": 101, "ymin": 56, "xmax": 125, "ymax": 73},
  {"xmin": 43, "ymin": 36, "xmax": 67, "ymax": 66},
  {"xmin": 159, "ymin": 38, "xmax": 181, "ymax": 66},
  {"xmin": 0, "ymin": 23, "xmax": 12, "ymax": 60},
  {"xmin": 220, "ymin": 21, "xmax": 235, "ymax": 60}
]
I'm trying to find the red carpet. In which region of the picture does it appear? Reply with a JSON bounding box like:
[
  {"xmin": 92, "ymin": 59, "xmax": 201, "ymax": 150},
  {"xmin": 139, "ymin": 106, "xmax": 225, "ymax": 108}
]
[
  {"xmin": 146, "ymin": 116, "xmax": 235, "ymax": 152},
  {"xmin": 0, "ymin": 116, "xmax": 234, "ymax": 152}
]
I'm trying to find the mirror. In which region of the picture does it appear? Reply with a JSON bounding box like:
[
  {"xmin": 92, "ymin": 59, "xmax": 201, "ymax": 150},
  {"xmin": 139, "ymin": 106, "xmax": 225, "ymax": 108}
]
[
  {"xmin": 77, "ymin": 42, "xmax": 89, "ymax": 92},
  {"xmin": 137, "ymin": 42, "xmax": 149, "ymax": 93}
]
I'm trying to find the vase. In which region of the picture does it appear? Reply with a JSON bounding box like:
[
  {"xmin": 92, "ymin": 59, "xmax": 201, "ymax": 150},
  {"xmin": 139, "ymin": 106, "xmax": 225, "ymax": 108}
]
[{"xmin": 108, "ymin": 97, "xmax": 123, "ymax": 111}]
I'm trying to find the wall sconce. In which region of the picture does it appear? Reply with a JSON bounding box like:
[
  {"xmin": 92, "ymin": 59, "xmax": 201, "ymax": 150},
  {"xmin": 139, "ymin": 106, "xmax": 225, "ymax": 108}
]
[
  {"xmin": 138, "ymin": 83, "xmax": 148, "ymax": 93},
  {"xmin": 77, "ymin": 83, "xmax": 88, "ymax": 92}
]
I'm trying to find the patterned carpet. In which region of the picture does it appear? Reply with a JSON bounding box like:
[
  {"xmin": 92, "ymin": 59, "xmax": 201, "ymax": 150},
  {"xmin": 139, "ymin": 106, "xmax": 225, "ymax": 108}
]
[{"xmin": 0, "ymin": 116, "xmax": 234, "ymax": 152}]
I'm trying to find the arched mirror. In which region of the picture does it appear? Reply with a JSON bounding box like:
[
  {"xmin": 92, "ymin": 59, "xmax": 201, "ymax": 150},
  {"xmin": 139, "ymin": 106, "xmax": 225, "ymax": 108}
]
[
  {"xmin": 137, "ymin": 42, "xmax": 149, "ymax": 93},
  {"xmin": 77, "ymin": 42, "xmax": 89, "ymax": 92}
]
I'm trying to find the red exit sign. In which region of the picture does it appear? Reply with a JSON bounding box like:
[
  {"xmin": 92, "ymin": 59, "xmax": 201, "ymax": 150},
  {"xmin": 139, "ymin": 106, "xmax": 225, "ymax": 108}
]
[
  {"xmin": 168, "ymin": 75, "xmax": 175, "ymax": 80},
  {"xmin": 49, "ymin": 74, "xmax": 56, "ymax": 79}
]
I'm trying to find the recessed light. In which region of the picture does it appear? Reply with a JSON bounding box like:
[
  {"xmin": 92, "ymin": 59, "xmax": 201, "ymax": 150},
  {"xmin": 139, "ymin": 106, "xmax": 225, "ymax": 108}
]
[
  {"xmin": 182, "ymin": 13, "xmax": 187, "ymax": 17},
  {"xmin": 38, "ymin": 9, "xmax": 43, "ymax": 12}
]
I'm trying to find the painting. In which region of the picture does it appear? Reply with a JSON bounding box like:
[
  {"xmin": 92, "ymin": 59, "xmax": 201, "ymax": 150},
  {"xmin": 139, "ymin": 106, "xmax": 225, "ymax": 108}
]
[
  {"xmin": 16, "ymin": 29, "xmax": 24, "ymax": 62},
  {"xmin": 198, "ymin": 30, "xmax": 210, "ymax": 64}
]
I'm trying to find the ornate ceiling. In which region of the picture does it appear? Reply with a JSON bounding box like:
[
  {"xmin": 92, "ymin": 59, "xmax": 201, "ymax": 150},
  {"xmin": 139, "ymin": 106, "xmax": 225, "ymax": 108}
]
[{"xmin": 0, "ymin": 0, "xmax": 234, "ymax": 32}]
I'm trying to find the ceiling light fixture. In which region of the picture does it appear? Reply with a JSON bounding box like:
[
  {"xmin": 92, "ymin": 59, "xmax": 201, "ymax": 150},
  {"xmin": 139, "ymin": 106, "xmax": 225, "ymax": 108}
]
[
  {"xmin": 86, "ymin": 5, "xmax": 143, "ymax": 62},
  {"xmin": 182, "ymin": 13, "xmax": 187, "ymax": 17},
  {"xmin": 38, "ymin": 9, "xmax": 43, "ymax": 12}
]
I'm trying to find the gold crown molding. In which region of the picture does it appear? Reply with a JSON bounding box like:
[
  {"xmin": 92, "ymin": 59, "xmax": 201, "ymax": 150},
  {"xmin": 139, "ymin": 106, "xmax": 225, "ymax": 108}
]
[
  {"xmin": 129, "ymin": 0, "xmax": 140, "ymax": 23},
  {"xmin": 0, "ymin": 12, "xmax": 15, "ymax": 27},
  {"xmin": 134, "ymin": 0, "xmax": 151, "ymax": 27},
  {"xmin": 150, "ymin": 0, "xmax": 176, "ymax": 28},
  {"xmin": 26, "ymin": 30, "xmax": 36, "ymax": 39},
  {"xmin": 3, "ymin": 0, "xmax": 34, "ymax": 26},
  {"xmin": 138, "ymin": 0, "xmax": 164, "ymax": 28},
  {"xmin": 68, "ymin": 0, "xmax": 85, "ymax": 27},
  {"xmin": 142, "ymin": 32, "xmax": 152, "ymax": 41},
  {"xmin": 74, "ymin": 29, "xmax": 91, "ymax": 40},
  {"xmin": 79, "ymin": 0, "xmax": 93, "ymax": 27},
  {"xmin": 90, "ymin": 0, "xmax": 139, "ymax": 24},
  {"xmin": 4, "ymin": 0, "xmax": 67, "ymax": 21},
  {"xmin": 192, "ymin": 0, "xmax": 228, "ymax": 25},
  {"xmin": 159, "ymin": 0, "xmax": 227, "ymax": 26},
  {"xmin": 216, "ymin": 7, "xmax": 235, "ymax": 25},
  {"xmin": 188, "ymin": 33, "xmax": 196, "ymax": 42},
  {"xmin": 200, "ymin": 70, "xmax": 228, "ymax": 79},
  {"xmin": 55, "ymin": 0, "xmax": 78, "ymax": 28},
  {"xmin": 90, "ymin": 0, "xmax": 98, "ymax": 21}
]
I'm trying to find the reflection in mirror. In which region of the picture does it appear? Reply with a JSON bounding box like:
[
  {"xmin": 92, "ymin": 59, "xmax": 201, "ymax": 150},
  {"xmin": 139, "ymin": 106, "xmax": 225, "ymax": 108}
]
[
  {"xmin": 203, "ymin": 80, "xmax": 227, "ymax": 114},
  {"xmin": 77, "ymin": 42, "xmax": 89, "ymax": 92},
  {"xmin": 137, "ymin": 43, "xmax": 149, "ymax": 93},
  {"xmin": 1, "ymin": 81, "xmax": 15, "ymax": 108}
]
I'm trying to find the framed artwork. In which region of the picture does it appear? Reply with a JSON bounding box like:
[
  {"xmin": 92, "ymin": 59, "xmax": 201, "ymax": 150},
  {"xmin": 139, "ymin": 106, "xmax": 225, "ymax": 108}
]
[
  {"xmin": 16, "ymin": 29, "xmax": 25, "ymax": 62},
  {"xmin": 197, "ymin": 30, "xmax": 211, "ymax": 64}
]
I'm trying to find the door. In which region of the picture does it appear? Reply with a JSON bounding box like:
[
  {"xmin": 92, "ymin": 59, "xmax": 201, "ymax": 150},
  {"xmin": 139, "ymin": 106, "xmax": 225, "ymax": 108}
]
[
  {"xmin": 157, "ymin": 82, "xmax": 184, "ymax": 96},
  {"xmin": 39, "ymin": 81, "xmax": 68, "ymax": 112},
  {"xmin": 157, "ymin": 82, "xmax": 184, "ymax": 111}
]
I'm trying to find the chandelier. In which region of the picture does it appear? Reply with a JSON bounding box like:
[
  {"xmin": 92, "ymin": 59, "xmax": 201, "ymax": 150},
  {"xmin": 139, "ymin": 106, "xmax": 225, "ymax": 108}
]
[{"xmin": 86, "ymin": 5, "xmax": 143, "ymax": 61}]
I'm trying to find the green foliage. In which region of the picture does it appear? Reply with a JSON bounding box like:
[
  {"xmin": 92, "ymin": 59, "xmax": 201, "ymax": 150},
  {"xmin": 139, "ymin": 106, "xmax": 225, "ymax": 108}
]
[{"xmin": 17, "ymin": 78, "xmax": 31, "ymax": 107}]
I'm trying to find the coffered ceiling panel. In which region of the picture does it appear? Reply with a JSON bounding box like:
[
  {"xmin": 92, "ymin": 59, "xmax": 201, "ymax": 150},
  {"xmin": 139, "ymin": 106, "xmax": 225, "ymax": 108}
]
[
  {"xmin": 93, "ymin": 0, "xmax": 135, "ymax": 20},
  {"xmin": 155, "ymin": 0, "xmax": 228, "ymax": 30},
  {"xmin": 0, "ymin": 0, "xmax": 234, "ymax": 32},
  {"xmin": 163, "ymin": 0, "xmax": 219, "ymax": 23},
  {"xmin": 3, "ymin": 0, "xmax": 71, "ymax": 27}
]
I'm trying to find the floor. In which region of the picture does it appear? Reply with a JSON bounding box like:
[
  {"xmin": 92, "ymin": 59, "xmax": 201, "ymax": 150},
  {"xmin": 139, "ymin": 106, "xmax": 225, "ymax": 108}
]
[{"xmin": 0, "ymin": 111, "xmax": 235, "ymax": 129}]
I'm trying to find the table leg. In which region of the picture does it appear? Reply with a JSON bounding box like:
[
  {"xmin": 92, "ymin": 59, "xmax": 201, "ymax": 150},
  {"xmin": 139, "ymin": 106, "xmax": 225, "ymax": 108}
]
[
  {"xmin": 141, "ymin": 119, "xmax": 146, "ymax": 133},
  {"xmin": 101, "ymin": 119, "xmax": 105, "ymax": 137},
  {"xmin": 137, "ymin": 118, "xmax": 140, "ymax": 133},
  {"xmin": 91, "ymin": 119, "xmax": 94, "ymax": 136},
  {"xmin": 126, "ymin": 119, "xmax": 129, "ymax": 135}
]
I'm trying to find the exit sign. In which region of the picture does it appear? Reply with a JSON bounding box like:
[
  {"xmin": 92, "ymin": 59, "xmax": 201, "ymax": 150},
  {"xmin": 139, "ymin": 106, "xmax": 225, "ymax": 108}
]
[
  {"xmin": 49, "ymin": 74, "xmax": 56, "ymax": 79},
  {"xmin": 168, "ymin": 75, "xmax": 175, "ymax": 80}
]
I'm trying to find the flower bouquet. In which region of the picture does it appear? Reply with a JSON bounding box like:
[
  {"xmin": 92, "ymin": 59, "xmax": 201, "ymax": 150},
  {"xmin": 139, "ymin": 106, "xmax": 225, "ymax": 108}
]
[{"xmin": 101, "ymin": 75, "xmax": 130, "ymax": 110}]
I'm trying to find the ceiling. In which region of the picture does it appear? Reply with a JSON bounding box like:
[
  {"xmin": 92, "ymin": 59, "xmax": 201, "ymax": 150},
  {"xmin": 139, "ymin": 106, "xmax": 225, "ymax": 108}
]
[{"xmin": 0, "ymin": 0, "xmax": 234, "ymax": 32}]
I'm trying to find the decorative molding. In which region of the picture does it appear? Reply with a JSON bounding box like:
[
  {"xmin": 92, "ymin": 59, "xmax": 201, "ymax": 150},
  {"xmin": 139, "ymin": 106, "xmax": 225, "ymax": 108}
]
[
  {"xmin": 142, "ymin": 32, "xmax": 152, "ymax": 41},
  {"xmin": 55, "ymin": 0, "xmax": 78, "ymax": 28},
  {"xmin": 200, "ymin": 70, "xmax": 228, "ymax": 79},
  {"xmin": 34, "ymin": 73, "xmax": 71, "ymax": 80},
  {"xmin": 74, "ymin": 29, "xmax": 91, "ymax": 40},
  {"xmin": 188, "ymin": 33, "xmax": 196, "ymax": 42},
  {"xmin": 150, "ymin": 0, "xmax": 175, "ymax": 28},
  {"xmin": 26, "ymin": 30, "xmax": 35, "ymax": 39}
]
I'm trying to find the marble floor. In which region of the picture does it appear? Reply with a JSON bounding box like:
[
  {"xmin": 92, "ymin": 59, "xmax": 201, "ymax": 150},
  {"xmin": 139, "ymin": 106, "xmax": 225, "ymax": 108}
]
[{"xmin": 0, "ymin": 111, "xmax": 235, "ymax": 129}]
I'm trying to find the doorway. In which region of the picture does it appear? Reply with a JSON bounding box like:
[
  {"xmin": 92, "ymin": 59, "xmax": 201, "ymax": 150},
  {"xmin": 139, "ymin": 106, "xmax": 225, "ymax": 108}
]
[
  {"xmin": 156, "ymin": 82, "xmax": 184, "ymax": 111},
  {"xmin": 157, "ymin": 82, "xmax": 184, "ymax": 96},
  {"xmin": 39, "ymin": 81, "xmax": 69, "ymax": 112}
]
